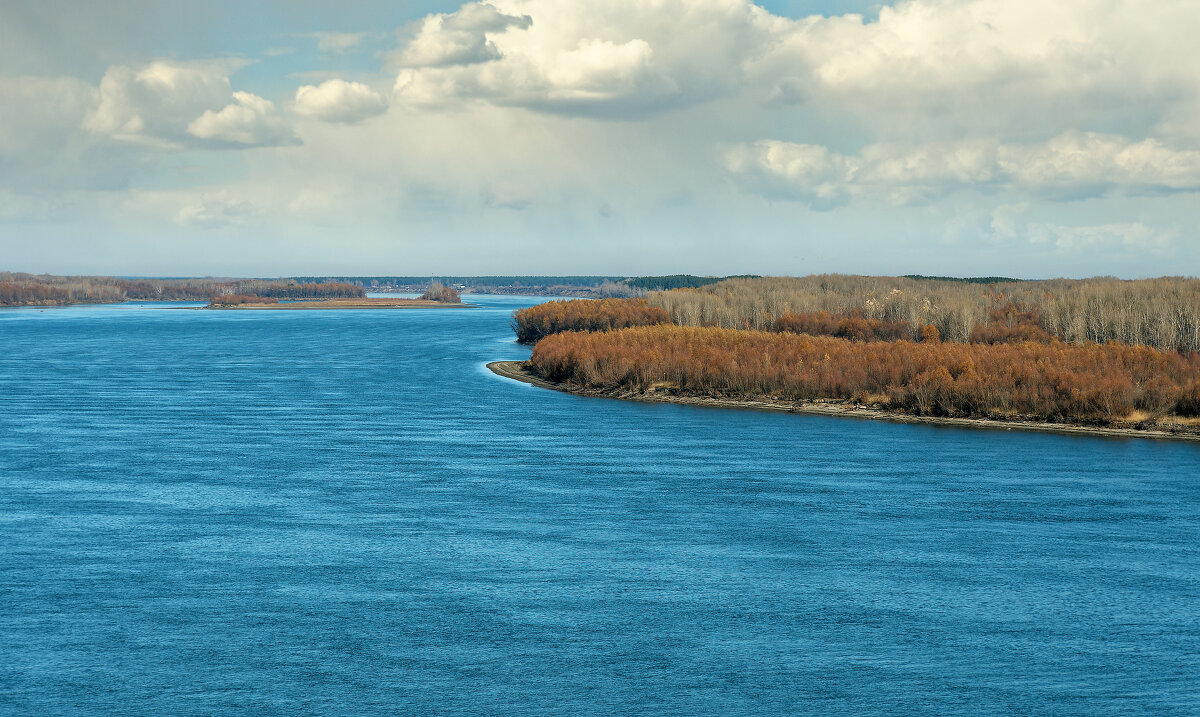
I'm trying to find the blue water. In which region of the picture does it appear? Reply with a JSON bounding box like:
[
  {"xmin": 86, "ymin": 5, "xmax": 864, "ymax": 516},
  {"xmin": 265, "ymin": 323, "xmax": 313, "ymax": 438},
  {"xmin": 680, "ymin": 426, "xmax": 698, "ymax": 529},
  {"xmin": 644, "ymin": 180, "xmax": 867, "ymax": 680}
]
[{"xmin": 1, "ymin": 296, "xmax": 1198, "ymax": 716}]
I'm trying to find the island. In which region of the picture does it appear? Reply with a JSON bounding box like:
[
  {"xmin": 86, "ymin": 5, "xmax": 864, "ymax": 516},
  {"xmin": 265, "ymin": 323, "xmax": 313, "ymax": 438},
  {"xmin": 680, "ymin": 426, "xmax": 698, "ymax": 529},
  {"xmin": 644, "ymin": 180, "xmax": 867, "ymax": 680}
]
[
  {"xmin": 491, "ymin": 275, "xmax": 1200, "ymax": 442},
  {"xmin": 204, "ymin": 297, "xmax": 474, "ymax": 310},
  {"xmin": 204, "ymin": 281, "xmax": 473, "ymax": 309},
  {"xmin": 487, "ymin": 360, "xmax": 1200, "ymax": 443}
]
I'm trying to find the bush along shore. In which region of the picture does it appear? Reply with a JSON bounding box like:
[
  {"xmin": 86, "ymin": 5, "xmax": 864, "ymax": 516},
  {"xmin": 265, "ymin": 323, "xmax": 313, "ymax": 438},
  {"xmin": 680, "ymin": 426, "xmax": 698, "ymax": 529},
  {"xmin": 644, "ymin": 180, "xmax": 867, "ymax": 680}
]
[
  {"xmin": 0, "ymin": 273, "xmax": 365, "ymax": 306},
  {"xmin": 487, "ymin": 359, "xmax": 1198, "ymax": 442},
  {"xmin": 504, "ymin": 277, "xmax": 1200, "ymax": 439}
]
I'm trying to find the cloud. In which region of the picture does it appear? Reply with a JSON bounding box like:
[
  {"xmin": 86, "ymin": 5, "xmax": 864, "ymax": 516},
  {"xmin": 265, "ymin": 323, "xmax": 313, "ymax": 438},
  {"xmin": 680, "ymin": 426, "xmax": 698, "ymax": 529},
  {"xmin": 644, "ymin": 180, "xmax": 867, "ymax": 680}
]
[
  {"xmin": 989, "ymin": 203, "xmax": 1031, "ymax": 240},
  {"xmin": 1030, "ymin": 222, "xmax": 1175, "ymax": 253},
  {"xmin": 1000, "ymin": 133, "xmax": 1200, "ymax": 199},
  {"xmin": 84, "ymin": 60, "xmax": 296, "ymax": 149},
  {"xmin": 0, "ymin": 76, "xmax": 94, "ymax": 152},
  {"xmin": 0, "ymin": 75, "xmax": 95, "ymax": 167},
  {"xmin": 751, "ymin": 0, "xmax": 1200, "ymax": 140},
  {"xmin": 0, "ymin": 189, "xmax": 79, "ymax": 223},
  {"xmin": 311, "ymin": 32, "xmax": 370, "ymax": 55},
  {"xmin": 482, "ymin": 182, "xmax": 535, "ymax": 209},
  {"xmin": 0, "ymin": 75, "xmax": 156, "ymax": 192},
  {"xmin": 382, "ymin": 0, "xmax": 1200, "ymax": 134},
  {"xmin": 391, "ymin": 0, "xmax": 763, "ymax": 117},
  {"xmin": 173, "ymin": 192, "xmax": 254, "ymax": 227},
  {"xmin": 293, "ymin": 80, "xmax": 387, "ymax": 123},
  {"xmin": 726, "ymin": 133, "xmax": 1200, "ymax": 207},
  {"xmin": 188, "ymin": 92, "xmax": 296, "ymax": 147},
  {"xmin": 395, "ymin": 2, "xmax": 532, "ymax": 68},
  {"xmin": 394, "ymin": 37, "xmax": 681, "ymax": 118},
  {"xmin": 5, "ymin": 0, "xmax": 1200, "ymax": 277},
  {"xmin": 724, "ymin": 141, "xmax": 856, "ymax": 209},
  {"xmin": 984, "ymin": 204, "xmax": 1176, "ymax": 252}
]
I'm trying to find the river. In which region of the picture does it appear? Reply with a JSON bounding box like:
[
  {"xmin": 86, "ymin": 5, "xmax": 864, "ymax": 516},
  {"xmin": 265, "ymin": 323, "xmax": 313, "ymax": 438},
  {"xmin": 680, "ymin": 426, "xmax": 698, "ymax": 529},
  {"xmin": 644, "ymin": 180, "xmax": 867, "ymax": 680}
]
[{"xmin": 1, "ymin": 295, "xmax": 1197, "ymax": 715}]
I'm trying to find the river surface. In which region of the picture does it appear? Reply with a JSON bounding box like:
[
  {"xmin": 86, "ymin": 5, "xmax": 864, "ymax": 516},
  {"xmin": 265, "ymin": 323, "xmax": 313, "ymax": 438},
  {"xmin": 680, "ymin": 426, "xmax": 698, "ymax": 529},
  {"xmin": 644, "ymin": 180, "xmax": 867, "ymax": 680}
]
[{"xmin": 1, "ymin": 295, "xmax": 1198, "ymax": 715}]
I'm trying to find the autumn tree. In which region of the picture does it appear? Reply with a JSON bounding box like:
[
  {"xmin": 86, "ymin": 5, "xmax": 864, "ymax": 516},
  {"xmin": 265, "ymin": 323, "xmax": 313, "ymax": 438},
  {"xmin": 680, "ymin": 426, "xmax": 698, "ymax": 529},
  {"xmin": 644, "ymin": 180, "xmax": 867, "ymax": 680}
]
[
  {"xmin": 528, "ymin": 325, "xmax": 1200, "ymax": 427},
  {"xmin": 512, "ymin": 298, "xmax": 671, "ymax": 344},
  {"xmin": 421, "ymin": 282, "xmax": 462, "ymax": 303}
]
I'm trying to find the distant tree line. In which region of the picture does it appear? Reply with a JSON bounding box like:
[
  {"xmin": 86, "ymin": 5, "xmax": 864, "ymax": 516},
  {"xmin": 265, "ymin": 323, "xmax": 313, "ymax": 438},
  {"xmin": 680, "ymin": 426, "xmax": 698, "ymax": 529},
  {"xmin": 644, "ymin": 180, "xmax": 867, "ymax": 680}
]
[
  {"xmin": 0, "ymin": 281, "xmax": 111, "ymax": 305},
  {"xmin": 620, "ymin": 275, "xmax": 761, "ymax": 291},
  {"xmin": 234, "ymin": 281, "xmax": 363, "ymax": 299},
  {"xmin": 902, "ymin": 275, "xmax": 1024, "ymax": 284},
  {"xmin": 648, "ymin": 275, "xmax": 1200, "ymax": 353},
  {"xmin": 0, "ymin": 273, "xmax": 364, "ymax": 306},
  {"xmin": 208, "ymin": 294, "xmax": 279, "ymax": 306},
  {"xmin": 291, "ymin": 276, "xmax": 625, "ymax": 288},
  {"xmin": 1, "ymin": 274, "xmax": 215, "ymax": 305}
]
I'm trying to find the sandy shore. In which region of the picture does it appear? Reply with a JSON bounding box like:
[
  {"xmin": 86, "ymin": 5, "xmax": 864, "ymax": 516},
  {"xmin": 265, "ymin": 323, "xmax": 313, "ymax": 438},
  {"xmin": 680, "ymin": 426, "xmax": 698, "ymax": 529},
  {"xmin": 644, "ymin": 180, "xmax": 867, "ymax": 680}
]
[
  {"xmin": 204, "ymin": 298, "xmax": 476, "ymax": 310},
  {"xmin": 487, "ymin": 361, "xmax": 1200, "ymax": 443}
]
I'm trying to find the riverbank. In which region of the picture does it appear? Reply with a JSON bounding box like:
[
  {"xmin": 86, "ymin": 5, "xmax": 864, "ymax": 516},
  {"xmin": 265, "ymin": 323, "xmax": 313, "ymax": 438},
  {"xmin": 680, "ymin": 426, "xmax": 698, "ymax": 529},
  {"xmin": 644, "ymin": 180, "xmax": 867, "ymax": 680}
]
[
  {"xmin": 204, "ymin": 298, "xmax": 476, "ymax": 310},
  {"xmin": 488, "ymin": 360, "xmax": 1200, "ymax": 443}
]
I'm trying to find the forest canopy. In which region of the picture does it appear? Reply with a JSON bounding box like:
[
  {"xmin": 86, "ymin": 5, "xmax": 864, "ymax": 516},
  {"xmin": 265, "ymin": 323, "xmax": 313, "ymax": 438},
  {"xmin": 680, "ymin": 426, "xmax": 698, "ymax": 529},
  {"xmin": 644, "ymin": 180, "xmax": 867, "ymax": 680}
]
[
  {"xmin": 619, "ymin": 275, "xmax": 761, "ymax": 291},
  {"xmin": 529, "ymin": 325, "xmax": 1200, "ymax": 429},
  {"xmin": 509, "ymin": 275, "xmax": 1200, "ymax": 435},
  {"xmin": 0, "ymin": 273, "xmax": 363, "ymax": 306},
  {"xmin": 647, "ymin": 275, "xmax": 1200, "ymax": 353},
  {"xmin": 512, "ymin": 298, "xmax": 671, "ymax": 344}
]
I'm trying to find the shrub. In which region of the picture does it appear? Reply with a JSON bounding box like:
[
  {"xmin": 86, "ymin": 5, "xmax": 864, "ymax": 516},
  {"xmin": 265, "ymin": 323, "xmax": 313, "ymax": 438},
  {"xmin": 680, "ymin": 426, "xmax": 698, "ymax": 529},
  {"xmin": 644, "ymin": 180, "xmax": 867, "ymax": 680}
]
[
  {"xmin": 772, "ymin": 310, "xmax": 912, "ymax": 341},
  {"xmin": 208, "ymin": 294, "xmax": 279, "ymax": 306},
  {"xmin": 421, "ymin": 282, "xmax": 461, "ymax": 303},
  {"xmin": 529, "ymin": 325, "xmax": 1200, "ymax": 425},
  {"xmin": 512, "ymin": 298, "xmax": 671, "ymax": 344}
]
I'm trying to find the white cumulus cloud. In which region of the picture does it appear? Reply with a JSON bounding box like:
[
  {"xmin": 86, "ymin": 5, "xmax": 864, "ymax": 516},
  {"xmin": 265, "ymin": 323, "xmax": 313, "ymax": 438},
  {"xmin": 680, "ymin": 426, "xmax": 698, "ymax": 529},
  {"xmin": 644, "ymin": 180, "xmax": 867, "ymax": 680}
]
[
  {"xmin": 5, "ymin": 0, "xmax": 1200, "ymax": 276},
  {"xmin": 751, "ymin": 0, "xmax": 1200, "ymax": 141},
  {"xmin": 188, "ymin": 92, "xmax": 296, "ymax": 147},
  {"xmin": 384, "ymin": 0, "xmax": 1200, "ymax": 136},
  {"xmin": 84, "ymin": 60, "xmax": 296, "ymax": 148},
  {"xmin": 726, "ymin": 133, "xmax": 1200, "ymax": 207},
  {"xmin": 391, "ymin": 0, "xmax": 765, "ymax": 117},
  {"xmin": 293, "ymin": 80, "xmax": 387, "ymax": 123},
  {"xmin": 395, "ymin": 2, "xmax": 532, "ymax": 68}
]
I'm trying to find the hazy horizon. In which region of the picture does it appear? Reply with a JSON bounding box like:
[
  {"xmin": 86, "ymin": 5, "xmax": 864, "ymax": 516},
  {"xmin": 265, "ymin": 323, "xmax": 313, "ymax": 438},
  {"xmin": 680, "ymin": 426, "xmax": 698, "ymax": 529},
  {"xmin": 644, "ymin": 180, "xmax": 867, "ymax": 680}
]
[
  {"xmin": 9, "ymin": 271, "xmax": 1198, "ymax": 283},
  {"xmin": 3, "ymin": 0, "xmax": 1198, "ymax": 278},
  {"xmin": 11, "ymin": 270, "xmax": 1200, "ymax": 282}
]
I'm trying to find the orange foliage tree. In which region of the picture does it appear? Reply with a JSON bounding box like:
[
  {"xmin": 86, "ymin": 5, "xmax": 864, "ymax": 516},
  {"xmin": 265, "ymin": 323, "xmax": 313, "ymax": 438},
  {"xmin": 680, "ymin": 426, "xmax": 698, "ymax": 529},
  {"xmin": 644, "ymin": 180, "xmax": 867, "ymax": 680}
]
[
  {"xmin": 529, "ymin": 325, "xmax": 1200, "ymax": 425},
  {"xmin": 512, "ymin": 298, "xmax": 671, "ymax": 344},
  {"xmin": 970, "ymin": 303, "xmax": 1055, "ymax": 344},
  {"xmin": 772, "ymin": 310, "xmax": 912, "ymax": 341}
]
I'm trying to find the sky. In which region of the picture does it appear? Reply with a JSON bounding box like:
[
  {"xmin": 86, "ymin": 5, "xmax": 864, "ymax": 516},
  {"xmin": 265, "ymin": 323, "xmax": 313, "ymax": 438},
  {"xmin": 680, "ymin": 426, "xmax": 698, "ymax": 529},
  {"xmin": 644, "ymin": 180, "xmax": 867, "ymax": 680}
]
[{"xmin": 1, "ymin": 0, "xmax": 1198, "ymax": 278}]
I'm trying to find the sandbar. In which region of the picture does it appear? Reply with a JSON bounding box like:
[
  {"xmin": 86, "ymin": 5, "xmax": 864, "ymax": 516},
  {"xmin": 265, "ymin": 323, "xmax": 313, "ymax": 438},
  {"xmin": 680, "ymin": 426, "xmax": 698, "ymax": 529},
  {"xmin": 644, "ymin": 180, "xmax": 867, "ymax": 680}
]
[{"xmin": 204, "ymin": 298, "xmax": 476, "ymax": 310}]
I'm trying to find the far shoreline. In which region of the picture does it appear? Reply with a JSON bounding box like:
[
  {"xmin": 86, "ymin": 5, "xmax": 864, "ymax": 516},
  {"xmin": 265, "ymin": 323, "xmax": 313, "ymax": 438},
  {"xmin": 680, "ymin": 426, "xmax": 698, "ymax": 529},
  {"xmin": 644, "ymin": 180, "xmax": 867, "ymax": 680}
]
[
  {"xmin": 201, "ymin": 298, "xmax": 478, "ymax": 310},
  {"xmin": 487, "ymin": 361, "xmax": 1200, "ymax": 444}
]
